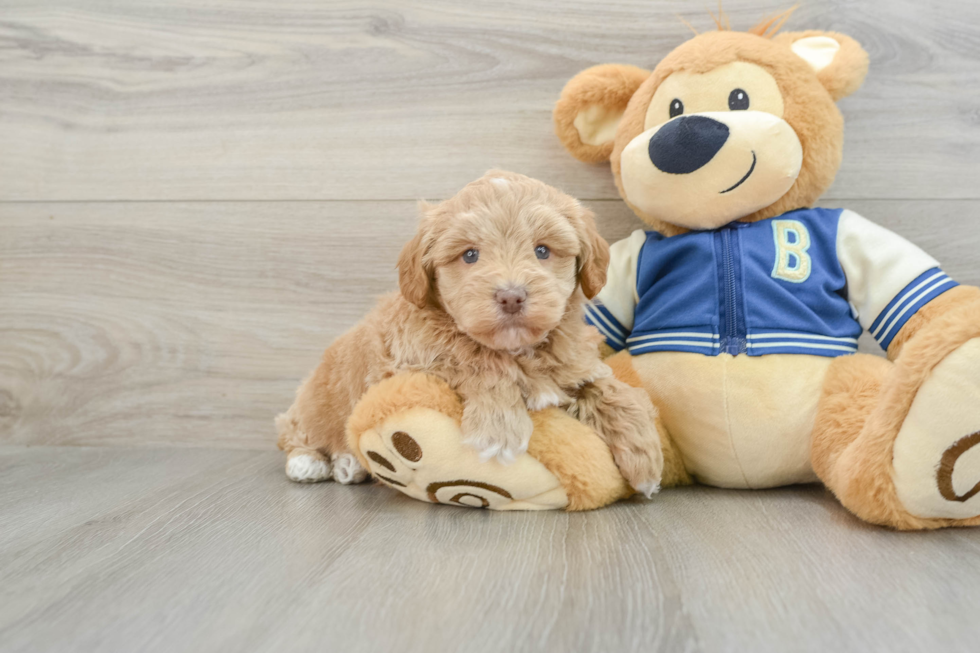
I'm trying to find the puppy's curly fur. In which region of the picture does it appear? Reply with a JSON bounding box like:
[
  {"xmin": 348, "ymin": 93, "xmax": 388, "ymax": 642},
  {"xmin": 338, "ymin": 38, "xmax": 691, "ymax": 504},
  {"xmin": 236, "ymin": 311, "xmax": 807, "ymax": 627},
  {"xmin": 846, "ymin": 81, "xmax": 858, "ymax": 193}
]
[{"xmin": 276, "ymin": 171, "xmax": 663, "ymax": 493}]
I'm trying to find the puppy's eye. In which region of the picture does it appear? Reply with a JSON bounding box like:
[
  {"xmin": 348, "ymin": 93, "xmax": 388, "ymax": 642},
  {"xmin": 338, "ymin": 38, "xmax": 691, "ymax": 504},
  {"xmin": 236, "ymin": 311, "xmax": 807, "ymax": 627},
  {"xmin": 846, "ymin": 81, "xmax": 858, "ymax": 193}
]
[
  {"xmin": 534, "ymin": 245, "xmax": 550, "ymax": 260},
  {"xmin": 462, "ymin": 248, "xmax": 479, "ymax": 264},
  {"xmin": 728, "ymin": 88, "xmax": 749, "ymax": 111},
  {"xmin": 669, "ymin": 98, "xmax": 684, "ymax": 119}
]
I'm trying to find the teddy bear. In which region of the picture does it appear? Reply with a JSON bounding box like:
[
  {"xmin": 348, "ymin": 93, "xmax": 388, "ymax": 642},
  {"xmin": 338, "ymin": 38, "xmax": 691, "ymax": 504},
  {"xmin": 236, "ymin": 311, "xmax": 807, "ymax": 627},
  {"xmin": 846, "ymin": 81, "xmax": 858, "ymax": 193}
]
[
  {"xmin": 548, "ymin": 12, "xmax": 980, "ymax": 529},
  {"xmin": 330, "ymin": 12, "xmax": 979, "ymax": 527}
]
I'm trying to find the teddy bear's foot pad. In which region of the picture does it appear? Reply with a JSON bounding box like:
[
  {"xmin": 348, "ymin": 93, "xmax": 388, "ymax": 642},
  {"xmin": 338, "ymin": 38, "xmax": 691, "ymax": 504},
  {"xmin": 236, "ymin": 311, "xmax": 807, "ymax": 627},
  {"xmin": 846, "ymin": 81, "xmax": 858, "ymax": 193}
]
[
  {"xmin": 357, "ymin": 407, "xmax": 569, "ymax": 511},
  {"xmin": 893, "ymin": 338, "xmax": 980, "ymax": 519}
]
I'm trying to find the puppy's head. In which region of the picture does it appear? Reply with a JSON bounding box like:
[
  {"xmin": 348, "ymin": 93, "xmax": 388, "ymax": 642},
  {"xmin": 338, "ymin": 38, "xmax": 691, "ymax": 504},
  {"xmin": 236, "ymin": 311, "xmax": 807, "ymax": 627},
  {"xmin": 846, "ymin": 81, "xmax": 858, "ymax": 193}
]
[{"xmin": 398, "ymin": 170, "xmax": 608, "ymax": 351}]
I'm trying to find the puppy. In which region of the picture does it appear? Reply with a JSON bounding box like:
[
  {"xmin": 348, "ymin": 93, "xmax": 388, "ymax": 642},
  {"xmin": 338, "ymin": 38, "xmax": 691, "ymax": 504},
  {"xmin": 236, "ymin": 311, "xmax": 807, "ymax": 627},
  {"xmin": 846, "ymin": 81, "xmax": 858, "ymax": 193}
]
[{"xmin": 276, "ymin": 170, "xmax": 663, "ymax": 495}]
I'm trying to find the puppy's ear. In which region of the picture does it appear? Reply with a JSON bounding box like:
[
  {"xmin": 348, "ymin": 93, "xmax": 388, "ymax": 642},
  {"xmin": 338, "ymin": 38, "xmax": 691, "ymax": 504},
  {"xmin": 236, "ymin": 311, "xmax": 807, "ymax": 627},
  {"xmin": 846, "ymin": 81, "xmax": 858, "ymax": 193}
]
[
  {"xmin": 773, "ymin": 30, "xmax": 869, "ymax": 101},
  {"xmin": 554, "ymin": 64, "xmax": 650, "ymax": 163},
  {"xmin": 572, "ymin": 207, "xmax": 610, "ymax": 299},
  {"xmin": 398, "ymin": 204, "xmax": 433, "ymax": 308}
]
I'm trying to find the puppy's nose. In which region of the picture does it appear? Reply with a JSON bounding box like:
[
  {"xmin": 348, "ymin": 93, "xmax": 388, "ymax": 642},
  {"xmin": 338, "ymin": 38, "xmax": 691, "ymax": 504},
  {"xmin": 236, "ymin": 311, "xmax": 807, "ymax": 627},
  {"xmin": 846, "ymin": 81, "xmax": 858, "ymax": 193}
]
[
  {"xmin": 495, "ymin": 287, "xmax": 527, "ymax": 314},
  {"xmin": 649, "ymin": 115, "xmax": 730, "ymax": 174}
]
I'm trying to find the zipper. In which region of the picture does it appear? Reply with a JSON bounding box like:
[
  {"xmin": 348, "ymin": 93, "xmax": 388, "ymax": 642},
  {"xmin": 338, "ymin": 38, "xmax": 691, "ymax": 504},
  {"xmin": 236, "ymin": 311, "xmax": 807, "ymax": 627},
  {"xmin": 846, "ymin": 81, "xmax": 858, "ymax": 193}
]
[{"xmin": 718, "ymin": 225, "xmax": 747, "ymax": 355}]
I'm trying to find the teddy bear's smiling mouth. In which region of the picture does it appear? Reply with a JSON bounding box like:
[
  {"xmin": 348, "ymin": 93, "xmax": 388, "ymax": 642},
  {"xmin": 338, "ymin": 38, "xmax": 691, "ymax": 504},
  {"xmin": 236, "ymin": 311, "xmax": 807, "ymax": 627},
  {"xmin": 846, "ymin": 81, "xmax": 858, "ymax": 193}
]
[{"xmin": 720, "ymin": 151, "xmax": 757, "ymax": 194}]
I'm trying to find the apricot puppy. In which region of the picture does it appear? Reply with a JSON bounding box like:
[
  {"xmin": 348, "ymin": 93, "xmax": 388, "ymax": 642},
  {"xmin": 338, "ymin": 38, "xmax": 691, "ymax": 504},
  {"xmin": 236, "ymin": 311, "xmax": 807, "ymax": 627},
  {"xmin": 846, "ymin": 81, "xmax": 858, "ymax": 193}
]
[{"xmin": 276, "ymin": 170, "xmax": 663, "ymax": 495}]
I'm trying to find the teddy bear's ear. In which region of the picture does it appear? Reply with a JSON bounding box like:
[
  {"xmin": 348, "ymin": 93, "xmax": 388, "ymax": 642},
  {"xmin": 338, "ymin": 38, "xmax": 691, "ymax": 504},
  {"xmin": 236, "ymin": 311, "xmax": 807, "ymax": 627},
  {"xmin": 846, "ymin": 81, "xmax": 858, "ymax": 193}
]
[
  {"xmin": 554, "ymin": 64, "xmax": 650, "ymax": 163},
  {"xmin": 774, "ymin": 30, "xmax": 869, "ymax": 101}
]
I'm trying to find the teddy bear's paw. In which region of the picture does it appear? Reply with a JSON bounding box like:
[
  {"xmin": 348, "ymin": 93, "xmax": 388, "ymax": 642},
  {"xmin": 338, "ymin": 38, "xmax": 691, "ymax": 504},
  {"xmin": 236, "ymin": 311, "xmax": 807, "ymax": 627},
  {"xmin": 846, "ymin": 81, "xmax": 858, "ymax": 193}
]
[
  {"xmin": 358, "ymin": 407, "xmax": 568, "ymax": 510},
  {"xmin": 331, "ymin": 453, "xmax": 369, "ymax": 485},
  {"xmin": 892, "ymin": 337, "xmax": 980, "ymax": 520},
  {"xmin": 286, "ymin": 453, "xmax": 333, "ymax": 483}
]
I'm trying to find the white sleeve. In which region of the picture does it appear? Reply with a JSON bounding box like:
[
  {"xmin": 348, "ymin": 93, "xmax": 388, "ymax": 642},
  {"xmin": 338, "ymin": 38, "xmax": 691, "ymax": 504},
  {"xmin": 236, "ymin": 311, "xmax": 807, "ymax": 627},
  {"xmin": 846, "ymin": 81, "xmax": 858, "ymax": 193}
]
[
  {"xmin": 583, "ymin": 229, "xmax": 646, "ymax": 351},
  {"xmin": 837, "ymin": 209, "xmax": 957, "ymax": 350}
]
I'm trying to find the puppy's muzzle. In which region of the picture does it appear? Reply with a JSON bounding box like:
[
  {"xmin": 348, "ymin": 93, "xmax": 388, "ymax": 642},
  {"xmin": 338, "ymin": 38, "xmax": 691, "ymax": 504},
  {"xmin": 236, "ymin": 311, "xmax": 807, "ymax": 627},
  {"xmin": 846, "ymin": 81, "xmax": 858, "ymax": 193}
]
[
  {"xmin": 495, "ymin": 287, "xmax": 527, "ymax": 315},
  {"xmin": 649, "ymin": 115, "xmax": 730, "ymax": 175}
]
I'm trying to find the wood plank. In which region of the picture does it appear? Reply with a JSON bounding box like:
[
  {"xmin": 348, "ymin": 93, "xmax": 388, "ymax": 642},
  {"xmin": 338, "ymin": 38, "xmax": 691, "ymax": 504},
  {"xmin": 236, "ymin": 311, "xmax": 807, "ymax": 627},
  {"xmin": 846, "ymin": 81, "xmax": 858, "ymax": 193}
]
[
  {"xmin": 1, "ymin": 446, "xmax": 979, "ymax": 653},
  {"xmin": 0, "ymin": 0, "xmax": 978, "ymax": 201},
  {"xmin": 1, "ymin": 199, "xmax": 977, "ymax": 449}
]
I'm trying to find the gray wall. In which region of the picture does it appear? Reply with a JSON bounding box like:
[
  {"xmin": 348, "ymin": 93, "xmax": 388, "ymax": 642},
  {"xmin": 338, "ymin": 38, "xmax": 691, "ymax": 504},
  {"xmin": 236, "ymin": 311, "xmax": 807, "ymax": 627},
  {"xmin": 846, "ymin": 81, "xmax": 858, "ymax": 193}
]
[{"xmin": 2, "ymin": 0, "xmax": 978, "ymax": 449}]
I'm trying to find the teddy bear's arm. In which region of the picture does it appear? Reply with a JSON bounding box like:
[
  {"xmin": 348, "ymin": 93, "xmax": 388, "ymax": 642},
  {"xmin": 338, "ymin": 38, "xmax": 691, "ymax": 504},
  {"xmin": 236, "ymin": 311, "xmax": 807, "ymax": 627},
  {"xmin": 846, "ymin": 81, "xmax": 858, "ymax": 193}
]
[
  {"xmin": 885, "ymin": 285, "xmax": 980, "ymax": 360},
  {"xmin": 836, "ymin": 210, "xmax": 961, "ymax": 359},
  {"xmin": 583, "ymin": 230, "xmax": 646, "ymax": 353}
]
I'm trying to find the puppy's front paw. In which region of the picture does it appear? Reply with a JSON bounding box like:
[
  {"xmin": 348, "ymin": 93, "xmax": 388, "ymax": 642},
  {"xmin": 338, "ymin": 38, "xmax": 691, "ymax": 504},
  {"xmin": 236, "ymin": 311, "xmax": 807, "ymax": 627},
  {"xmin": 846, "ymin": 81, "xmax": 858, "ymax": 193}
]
[
  {"xmin": 633, "ymin": 480, "xmax": 661, "ymax": 499},
  {"xmin": 462, "ymin": 408, "xmax": 534, "ymax": 465},
  {"xmin": 526, "ymin": 390, "xmax": 562, "ymax": 412},
  {"xmin": 525, "ymin": 382, "xmax": 571, "ymax": 412},
  {"xmin": 569, "ymin": 379, "xmax": 664, "ymax": 498},
  {"xmin": 613, "ymin": 445, "xmax": 664, "ymax": 499}
]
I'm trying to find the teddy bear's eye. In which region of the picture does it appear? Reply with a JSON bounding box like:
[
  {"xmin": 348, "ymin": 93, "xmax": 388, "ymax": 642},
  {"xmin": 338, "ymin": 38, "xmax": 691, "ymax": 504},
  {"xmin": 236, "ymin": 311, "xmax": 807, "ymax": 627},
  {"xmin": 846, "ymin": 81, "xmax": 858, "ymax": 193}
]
[
  {"xmin": 728, "ymin": 88, "xmax": 750, "ymax": 111},
  {"xmin": 669, "ymin": 98, "xmax": 684, "ymax": 119}
]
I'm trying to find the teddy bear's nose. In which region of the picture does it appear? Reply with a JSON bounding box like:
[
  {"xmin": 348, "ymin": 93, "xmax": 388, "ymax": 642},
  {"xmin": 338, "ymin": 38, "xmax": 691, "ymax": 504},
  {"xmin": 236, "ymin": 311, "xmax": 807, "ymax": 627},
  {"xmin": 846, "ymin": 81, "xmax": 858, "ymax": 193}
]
[{"xmin": 648, "ymin": 115, "xmax": 730, "ymax": 174}]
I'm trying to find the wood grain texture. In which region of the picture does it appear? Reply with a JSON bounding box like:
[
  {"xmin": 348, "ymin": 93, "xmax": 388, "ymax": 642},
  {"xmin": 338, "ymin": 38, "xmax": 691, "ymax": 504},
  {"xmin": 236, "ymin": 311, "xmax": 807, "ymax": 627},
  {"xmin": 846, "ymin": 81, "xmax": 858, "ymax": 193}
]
[
  {"xmin": 1, "ymin": 446, "xmax": 979, "ymax": 653},
  {"xmin": 0, "ymin": 0, "xmax": 978, "ymax": 201},
  {"xmin": 2, "ymin": 199, "xmax": 978, "ymax": 449},
  {"xmin": 2, "ymin": 2, "xmax": 979, "ymax": 650}
]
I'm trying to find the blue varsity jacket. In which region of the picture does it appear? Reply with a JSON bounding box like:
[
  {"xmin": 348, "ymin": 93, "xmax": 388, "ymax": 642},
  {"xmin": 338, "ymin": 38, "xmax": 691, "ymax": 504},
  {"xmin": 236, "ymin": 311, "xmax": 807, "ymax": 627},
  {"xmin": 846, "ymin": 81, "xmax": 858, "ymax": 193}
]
[{"xmin": 584, "ymin": 208, "xmax": 957, "ymax": 358}]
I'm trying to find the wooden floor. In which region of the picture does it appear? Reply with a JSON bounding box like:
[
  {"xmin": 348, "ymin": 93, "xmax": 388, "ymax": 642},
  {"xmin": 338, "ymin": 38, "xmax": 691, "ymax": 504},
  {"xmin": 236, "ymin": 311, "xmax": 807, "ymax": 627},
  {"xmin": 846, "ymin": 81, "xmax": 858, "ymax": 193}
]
[
  {"xmin": 3, "ymin": 446, "xmax": 980, "ymax": 653},
  {"xmin": 2, "ymin": 0, "xmax": 980, "ymax": 651}
]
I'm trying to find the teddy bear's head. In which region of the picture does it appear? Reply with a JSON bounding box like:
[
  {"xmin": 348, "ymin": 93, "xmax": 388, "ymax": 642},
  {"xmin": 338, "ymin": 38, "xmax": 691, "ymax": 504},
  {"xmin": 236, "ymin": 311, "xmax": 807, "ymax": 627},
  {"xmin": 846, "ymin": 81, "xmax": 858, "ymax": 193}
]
[{"xmin": 554, "ymin": 13, "xmax": 869, "ymax": 236}]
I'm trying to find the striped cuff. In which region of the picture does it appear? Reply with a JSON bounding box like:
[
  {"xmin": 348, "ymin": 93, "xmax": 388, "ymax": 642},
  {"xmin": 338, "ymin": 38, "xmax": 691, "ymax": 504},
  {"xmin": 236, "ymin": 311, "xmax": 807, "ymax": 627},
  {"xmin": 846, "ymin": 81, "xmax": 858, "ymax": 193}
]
[
  {"xmin": 583, "ymin": 301, "xmax": 628, "ymax": 351},
  {"xmin": 869, "ymin": 268, "xmax": 958, "ymax": 350},
  {"xmin": 746, "ymin": 331, "xmax": 858, "ymax": 357},
  {"xmin": 627, "ymin": 329, "xmax": 720, "ymax": 356}
]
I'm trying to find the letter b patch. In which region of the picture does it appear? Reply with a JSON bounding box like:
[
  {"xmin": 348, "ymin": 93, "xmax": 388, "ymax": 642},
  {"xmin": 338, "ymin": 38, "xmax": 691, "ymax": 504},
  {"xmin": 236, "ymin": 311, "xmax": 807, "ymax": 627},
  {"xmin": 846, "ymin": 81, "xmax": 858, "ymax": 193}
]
[{"xmin": 771, "ymin": 219, "xmax": 811, "ymax": 283}]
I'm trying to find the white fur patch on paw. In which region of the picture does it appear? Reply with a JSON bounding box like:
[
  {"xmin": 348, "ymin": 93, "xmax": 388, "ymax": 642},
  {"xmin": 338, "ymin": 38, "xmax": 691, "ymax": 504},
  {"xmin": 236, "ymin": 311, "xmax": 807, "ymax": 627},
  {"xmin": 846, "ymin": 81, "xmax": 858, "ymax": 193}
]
[
  {"xmin": 634, "ymin": 481, "xmax": 660, "ymax": 499},
  {"xmin": 286, "ymin": 454, "xmax": 332, "ymax": 483},
  {"xmin": 527, "ymin": 391, "xmax": 561, "ymax": 412},
  {"xmin": 468, "ymin": 438, "xmax": 527, "ymax": 466},
  {"xmin": 332, "ymin": 453, "xmax": 369, "ymax": 485}
]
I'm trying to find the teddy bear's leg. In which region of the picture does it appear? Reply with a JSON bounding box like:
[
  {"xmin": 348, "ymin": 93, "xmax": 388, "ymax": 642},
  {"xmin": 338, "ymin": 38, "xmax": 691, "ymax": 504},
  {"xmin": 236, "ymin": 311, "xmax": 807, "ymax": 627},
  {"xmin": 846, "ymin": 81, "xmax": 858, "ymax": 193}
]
[
  {"xmin": 346, "ymin": 373, "xmax": 633, "ymax": 510},
  {"xmin": 603, "ymin": 350, "xmax": 693, "ymax": 489},
  {"xmin": 889, "ymin": 337, "xmax": 980, "ymax": 524},
  {"xmin": 811, "ymin": 353, "xmax": 894, "ymax": 522},
  {"xmin": 812, "ymin": 341, "xmax": 980, "ymax": 530}
]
